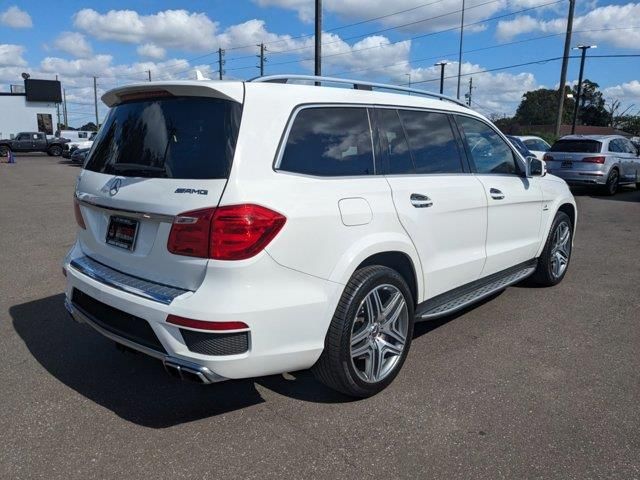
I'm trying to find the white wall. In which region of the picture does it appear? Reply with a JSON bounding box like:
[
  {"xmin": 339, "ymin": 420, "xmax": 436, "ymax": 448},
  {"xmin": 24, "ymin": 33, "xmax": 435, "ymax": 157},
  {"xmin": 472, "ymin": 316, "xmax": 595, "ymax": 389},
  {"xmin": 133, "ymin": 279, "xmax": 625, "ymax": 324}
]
[{"xmin": 0, "ymin": 95, "xmax": 58, "ymax": 139}]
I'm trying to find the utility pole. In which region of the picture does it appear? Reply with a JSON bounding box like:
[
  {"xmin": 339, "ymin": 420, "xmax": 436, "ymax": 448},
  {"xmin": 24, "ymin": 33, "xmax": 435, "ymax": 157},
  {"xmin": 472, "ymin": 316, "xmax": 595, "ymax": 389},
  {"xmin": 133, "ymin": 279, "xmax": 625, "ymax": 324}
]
[
  {"xmin": 55, "ymin": 75, "xmax": 61, "ymax": 133},
  {"xmin": 63, "ymin": 88, "xmax": 68, "ymax": 127},
  {"xmin": 435, "ymin": 61, "xmax": 448, "ymax": 95},
  {"xmin": 465, "ymin": 77, "xmax": 474, "ymax": 106},
  {"xmin": 93, "ymin": 76, "xmax": 99, "ymax": 128},
  {"xmin": 257, "ymin": 43, "xmax": 266, "ymax": 77},
  {"xmin": 218, "ymin": 48, "xmax": 225, "ymax": 80},
  {"xmin": 147, "ymin": 70, "xmax": 152, "ymax": 81},
  {"xmin": 315, "ymin": 0, "xmax": 322, "ymax": 78},
  {"xmin": 554, "ymin": 0, "xmax": 575, "ymax": 138},
  {"xmin": 571, "ymin": 45, "xmax": 596, "ymax": 134},
  {"xmin": 456, "ymin": 0, "xmax": 466, "ymax": 99}
]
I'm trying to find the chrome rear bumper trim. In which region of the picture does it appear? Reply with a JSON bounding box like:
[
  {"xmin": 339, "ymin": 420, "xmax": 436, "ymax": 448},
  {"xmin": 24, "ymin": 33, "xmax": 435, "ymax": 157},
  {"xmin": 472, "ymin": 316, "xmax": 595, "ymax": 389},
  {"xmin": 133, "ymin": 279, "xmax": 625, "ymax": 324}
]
[
  {"xmin": 75, "ymin": 194, "xmax": 175, "ymax": 223},
  {"xmin": 69, "ymin": 255, "xmax": 190, "ymax": 305}
]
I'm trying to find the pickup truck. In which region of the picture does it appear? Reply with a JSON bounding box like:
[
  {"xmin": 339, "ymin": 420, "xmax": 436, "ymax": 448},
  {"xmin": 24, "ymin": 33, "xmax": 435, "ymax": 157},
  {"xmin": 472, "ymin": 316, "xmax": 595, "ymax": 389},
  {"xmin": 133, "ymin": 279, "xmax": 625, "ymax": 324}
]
[{"xmin": 0, "ymin": 132, "xmax": 68, "ymax": 157}]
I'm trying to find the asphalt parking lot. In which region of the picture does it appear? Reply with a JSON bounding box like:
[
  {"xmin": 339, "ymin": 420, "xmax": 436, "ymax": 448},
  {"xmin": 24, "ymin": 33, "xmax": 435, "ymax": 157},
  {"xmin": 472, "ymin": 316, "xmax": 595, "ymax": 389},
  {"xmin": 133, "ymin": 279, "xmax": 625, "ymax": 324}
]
[{"xmin": 1, "ymin": 155, "xmax": 639, "ymax": 479}]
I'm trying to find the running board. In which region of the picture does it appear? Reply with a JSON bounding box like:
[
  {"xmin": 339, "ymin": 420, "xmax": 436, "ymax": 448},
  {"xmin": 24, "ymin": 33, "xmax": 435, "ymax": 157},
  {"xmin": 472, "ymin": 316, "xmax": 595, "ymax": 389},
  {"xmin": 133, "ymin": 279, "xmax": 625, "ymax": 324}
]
[{"xmin": 416, "ymin": 260, "xmax": 538, "ymax": 321}]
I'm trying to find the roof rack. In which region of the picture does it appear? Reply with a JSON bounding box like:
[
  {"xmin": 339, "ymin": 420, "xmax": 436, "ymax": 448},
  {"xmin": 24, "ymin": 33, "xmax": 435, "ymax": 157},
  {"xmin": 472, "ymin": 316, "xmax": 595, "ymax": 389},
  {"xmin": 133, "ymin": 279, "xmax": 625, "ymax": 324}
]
[{"xmin": 251, "ymin": 74, "xmax": 469, "ymax": 108}]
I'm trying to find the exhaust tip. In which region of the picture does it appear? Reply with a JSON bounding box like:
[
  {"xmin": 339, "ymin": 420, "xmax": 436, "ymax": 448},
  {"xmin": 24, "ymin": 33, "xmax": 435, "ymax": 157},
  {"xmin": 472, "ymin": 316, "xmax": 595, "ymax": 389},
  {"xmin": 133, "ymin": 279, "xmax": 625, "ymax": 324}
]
[
  {"xmin": 163, "ymin": 359, "xmax": 219, "ymax": 384},
  {"xmin": 164, "ymin": 362, "xmax": 182, "ymax": 380}
]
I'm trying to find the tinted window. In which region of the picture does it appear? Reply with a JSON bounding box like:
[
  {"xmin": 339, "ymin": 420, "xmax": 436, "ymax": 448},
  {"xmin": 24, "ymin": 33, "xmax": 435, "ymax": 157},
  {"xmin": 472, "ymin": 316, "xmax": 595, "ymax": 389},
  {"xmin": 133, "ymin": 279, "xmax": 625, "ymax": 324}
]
[
  {"xmin": 619, "ymin": 138, "xmax": 636, "ymax": 154},
  {"xmin": 85, "ymin": 96, "xmax": 242, "ymax": 179},
  {"xmin": 608, "ymin": 139, "xmax": 622, "ymax": 153},
  {"xmin": 549, "ymin": 139, "xmax": 602, "ymax": 153},
  {"xmin": 523, "ymin": 139, "xmax": 549, "ymax": 151},
  {"xmin": 457, "ymin": 116, "xmax": 519, "ymax": 174},
  {"xmin": 397, "ymin": 110, "xmax": 464, "ymax": 174},
  {"xmin": 279, "ymin": 107, "xmax": 374, "ymax": 176},
  {"xmin": 507, "ymin": 136, "xmax": 531, "ymax": 157},
  {"xmin": 376, "ymin": 109, "xmax": 413, "ymax": 174}
]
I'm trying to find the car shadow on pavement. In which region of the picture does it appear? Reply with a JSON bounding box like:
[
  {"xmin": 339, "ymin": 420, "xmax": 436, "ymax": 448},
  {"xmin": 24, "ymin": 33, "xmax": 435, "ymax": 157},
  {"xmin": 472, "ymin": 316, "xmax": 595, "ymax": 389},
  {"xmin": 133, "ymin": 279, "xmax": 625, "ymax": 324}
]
[
  {"xmin": 10, "ymin": 294, "xmax": 352, "ymax": 428},
  {"xmin": 571, "ymin": 186, "xmax": 640, "ymax": 202},
  {"xmin": 57, "ymin": 160, "xmax": 82, "ymax": 167}
]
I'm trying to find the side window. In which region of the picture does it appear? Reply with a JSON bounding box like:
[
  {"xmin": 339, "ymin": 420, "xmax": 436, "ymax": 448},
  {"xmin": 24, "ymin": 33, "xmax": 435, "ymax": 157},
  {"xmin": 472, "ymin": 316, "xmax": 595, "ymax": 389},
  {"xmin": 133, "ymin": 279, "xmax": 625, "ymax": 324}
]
[
  {"xmin": 279, "ymin": 107, "xmax": 374, "ymax": 176},
  {"xmin": 457, "ymin": 116, "xmax": 519, "ymax": 175},
  {"xmin": 16, "ymin": 134, "xmax": 26, "ymax": 141},
  {"xmin": 78, "ymin": 132, "xmax": 88, "ymax": 139},
  {"xmin": 376, "ymin": 109, "xmax": 413, "ymax": 174},
  {"xmin": 397, "ymin": 110, "xmax": 464, "ymax": 174},
  {"xmin": 620, "ymin": 139, "xmax": 635, "ymax": 154},
  {"xmin": 608, "ymin": 140, "xmax": 621, "ymax": 153}
]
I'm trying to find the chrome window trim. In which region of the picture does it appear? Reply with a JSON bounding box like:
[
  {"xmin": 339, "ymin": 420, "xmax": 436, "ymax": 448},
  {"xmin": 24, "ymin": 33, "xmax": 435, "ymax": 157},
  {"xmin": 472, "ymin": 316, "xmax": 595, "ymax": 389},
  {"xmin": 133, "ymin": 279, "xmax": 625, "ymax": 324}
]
[
  {"xmin": 70, "ymin": 255, "xmax": 191, "ymax": 305},
  {"xmin": 75, "ymin": 193, "xmax": 175, "ymax": 223}
]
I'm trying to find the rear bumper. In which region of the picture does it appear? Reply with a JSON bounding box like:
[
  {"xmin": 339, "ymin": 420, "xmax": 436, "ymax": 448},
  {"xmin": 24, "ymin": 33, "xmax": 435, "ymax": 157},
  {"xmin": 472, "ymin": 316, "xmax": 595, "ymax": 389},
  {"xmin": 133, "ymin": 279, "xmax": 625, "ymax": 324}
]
[
  {"xmin": 546, "ymin": 167, "xmax": 608, "ymax": 186},
  {"xmin": 63, "ymin": 242, "xmax": 341, "ymax": 381}
]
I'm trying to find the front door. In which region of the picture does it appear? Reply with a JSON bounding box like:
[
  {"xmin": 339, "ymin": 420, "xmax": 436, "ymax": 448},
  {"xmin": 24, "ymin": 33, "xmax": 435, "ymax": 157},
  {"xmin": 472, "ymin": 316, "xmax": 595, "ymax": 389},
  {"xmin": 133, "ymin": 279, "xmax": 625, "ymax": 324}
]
[
  {"xmin": 374, "ymin": 107, "xmax": 487, "ymax": 299},
  {"xmin": 455, "ymin": 115, "xmax": 543, "ymax": 277}
]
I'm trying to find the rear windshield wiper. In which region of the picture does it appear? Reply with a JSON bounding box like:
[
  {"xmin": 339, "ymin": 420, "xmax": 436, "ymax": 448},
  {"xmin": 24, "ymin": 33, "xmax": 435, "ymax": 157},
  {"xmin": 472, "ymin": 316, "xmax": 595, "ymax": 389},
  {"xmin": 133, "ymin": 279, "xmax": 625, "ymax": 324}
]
[{"xmin": 109, "ymin": 163, "xmax": 168, "ymax": 177}]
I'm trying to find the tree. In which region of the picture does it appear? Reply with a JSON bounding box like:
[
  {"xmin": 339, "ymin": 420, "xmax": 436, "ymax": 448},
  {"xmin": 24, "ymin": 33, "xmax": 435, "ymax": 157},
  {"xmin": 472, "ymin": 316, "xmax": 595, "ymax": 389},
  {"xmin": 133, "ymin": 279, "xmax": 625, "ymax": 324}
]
[
  {"xmin": 573, "ymin": 79, "xmax": 609, "ymax": 126},
  {"xmin": 515, "ymin": 87, "xmax": 574, "ymax": 125},
  {"xmin": 616, "ymin": 115, "xmax": 640, "ymax": 136},
  {"xmin": 79, "ymin": 122, "xmax": 98, "ymax": 131}
]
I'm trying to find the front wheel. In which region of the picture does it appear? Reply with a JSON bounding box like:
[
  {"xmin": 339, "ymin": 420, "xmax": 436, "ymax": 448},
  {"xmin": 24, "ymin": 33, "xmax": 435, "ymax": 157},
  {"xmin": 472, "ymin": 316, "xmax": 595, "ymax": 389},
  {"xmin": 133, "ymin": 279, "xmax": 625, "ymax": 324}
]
[
  {"xmin": 48, "ymin": 145, "xmax": 62, "ymax": 157},
  {"xmin": 312, "ymin": 266, "xmax": 414, "ymax": 398},
  {"xmin": 531, "ymin": 211, "xmax": 572, "ymax": 287}
]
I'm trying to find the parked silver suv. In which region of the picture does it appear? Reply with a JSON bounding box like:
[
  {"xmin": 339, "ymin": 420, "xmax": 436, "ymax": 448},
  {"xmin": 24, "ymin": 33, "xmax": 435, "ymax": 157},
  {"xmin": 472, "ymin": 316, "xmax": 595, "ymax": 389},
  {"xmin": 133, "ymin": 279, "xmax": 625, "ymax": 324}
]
[{"xmin": 544, "ymin": 135, "xmax": 640, "ymax": 195}]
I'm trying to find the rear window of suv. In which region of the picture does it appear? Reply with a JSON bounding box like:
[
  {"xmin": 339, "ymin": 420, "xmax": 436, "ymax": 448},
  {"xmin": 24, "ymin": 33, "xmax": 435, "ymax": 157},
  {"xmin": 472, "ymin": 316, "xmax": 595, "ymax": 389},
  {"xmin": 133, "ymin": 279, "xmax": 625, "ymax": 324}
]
[
  {"xmin": 549, "ymin": 139, "xmax": 602, "ymax": 153},
  {"xmin": 85, "ymin": 96, "xmax": 242, "ymax": 179}
]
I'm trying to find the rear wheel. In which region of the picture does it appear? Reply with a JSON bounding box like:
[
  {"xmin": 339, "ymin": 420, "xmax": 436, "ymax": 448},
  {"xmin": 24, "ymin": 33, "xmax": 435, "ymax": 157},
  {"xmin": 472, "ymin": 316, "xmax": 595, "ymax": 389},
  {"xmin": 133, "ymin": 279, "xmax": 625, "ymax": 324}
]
[
  {"xmin": 531, "ymin": 211, "xmax": 572, "ymax": 287},
  {"xmin": 0, "ymin": 145, "xmax": 9, "ymax": 157},
  {"xmin": 312, "ymin": 265, "xmax": 414, "ymax": 398},
  {"xmin": 602, "ymin": 168, "xmax": 619, "ymax": 196},
  {"xmin": 48, "ymin": 145, "xmax": 62, "ymax": 157}
]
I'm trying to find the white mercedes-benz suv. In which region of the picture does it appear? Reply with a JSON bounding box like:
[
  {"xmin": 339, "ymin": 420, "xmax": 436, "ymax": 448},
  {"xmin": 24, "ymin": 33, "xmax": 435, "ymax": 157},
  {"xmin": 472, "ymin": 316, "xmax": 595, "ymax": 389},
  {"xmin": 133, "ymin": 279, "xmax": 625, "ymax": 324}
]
[{"xmin": 63, "ymin": 75, "xmax": 576, "ymax": 397}]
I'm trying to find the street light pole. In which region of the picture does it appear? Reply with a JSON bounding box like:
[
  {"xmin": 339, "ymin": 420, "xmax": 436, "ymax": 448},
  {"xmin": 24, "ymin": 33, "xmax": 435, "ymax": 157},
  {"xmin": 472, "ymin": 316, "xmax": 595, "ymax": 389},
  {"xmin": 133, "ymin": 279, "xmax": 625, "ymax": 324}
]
[
  {"xmin": 315, "ymin": 0, "xmax": 322, "ymax": 78},
  {"xmin": 435, "ymin": 61, "xmax": 448, "ymax": 95},
  {"xmin": 571, "ymin": 45, "xmax": 596, "ymax": 134}
]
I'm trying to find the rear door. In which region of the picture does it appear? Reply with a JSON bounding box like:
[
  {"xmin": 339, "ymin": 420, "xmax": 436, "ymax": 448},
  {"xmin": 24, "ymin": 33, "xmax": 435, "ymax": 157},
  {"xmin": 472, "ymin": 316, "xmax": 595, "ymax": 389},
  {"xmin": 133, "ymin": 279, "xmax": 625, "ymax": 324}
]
[
  {"xmin": 455, "ymin": 115, "xmax": 543, "ymax": 276},
  {"xmin": 374, "ymin": 107, "xmax": 487, "ymax": 299},
  {"xmin": 76, "ymin": 91, "xmax": 243, "ymax": 290}
]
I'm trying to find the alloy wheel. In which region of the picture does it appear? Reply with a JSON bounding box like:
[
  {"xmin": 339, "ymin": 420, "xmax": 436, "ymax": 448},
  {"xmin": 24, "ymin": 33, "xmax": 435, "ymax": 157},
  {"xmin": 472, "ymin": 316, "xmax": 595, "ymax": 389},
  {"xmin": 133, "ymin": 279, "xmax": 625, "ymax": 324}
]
[
  {"xmin": 549, "ymin": 221, "xmax": 571, "ymax": 279},
  {"xmin": 350, "ymin": 284, "xmax": 409, "ymax": 383}
]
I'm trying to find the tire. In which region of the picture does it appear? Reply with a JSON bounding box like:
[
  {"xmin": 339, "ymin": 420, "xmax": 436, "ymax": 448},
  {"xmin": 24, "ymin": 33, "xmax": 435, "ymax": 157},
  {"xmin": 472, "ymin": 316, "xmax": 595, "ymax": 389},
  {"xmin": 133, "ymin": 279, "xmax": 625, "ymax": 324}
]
[
  {"xmin": 601, "ymin": 168, "xmax": 619, "ymax": 196},
  {"xmin": 531, "ymin": 211, "xmax": 572, "ymax": 287},
  {"xmin": 0, "ymin": 145, "xmax": 10, "ymax": 157},
  {"xmin": 312, "ymin": 265, "xmax": 415, "ymax": 398},
  {"xmin": 48, "ymin": 145, "xmax": 63, "ymax": 157}
]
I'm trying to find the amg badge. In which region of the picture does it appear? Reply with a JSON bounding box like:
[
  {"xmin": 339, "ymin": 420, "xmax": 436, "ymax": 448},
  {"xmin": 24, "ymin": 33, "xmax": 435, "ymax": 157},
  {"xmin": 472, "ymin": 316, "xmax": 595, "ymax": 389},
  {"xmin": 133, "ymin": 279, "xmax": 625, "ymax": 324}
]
[{"xmin": 175, "ymin": 188, "xmax": 208, "ymax": 195}]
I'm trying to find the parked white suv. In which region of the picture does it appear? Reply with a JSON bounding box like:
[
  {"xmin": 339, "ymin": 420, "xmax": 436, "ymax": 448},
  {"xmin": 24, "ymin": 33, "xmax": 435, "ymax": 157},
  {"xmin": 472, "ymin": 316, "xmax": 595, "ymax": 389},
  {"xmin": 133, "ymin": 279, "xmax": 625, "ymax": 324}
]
[{"xmin": 63, "ymin": 75, "xmax": 576, "ymax": 397}]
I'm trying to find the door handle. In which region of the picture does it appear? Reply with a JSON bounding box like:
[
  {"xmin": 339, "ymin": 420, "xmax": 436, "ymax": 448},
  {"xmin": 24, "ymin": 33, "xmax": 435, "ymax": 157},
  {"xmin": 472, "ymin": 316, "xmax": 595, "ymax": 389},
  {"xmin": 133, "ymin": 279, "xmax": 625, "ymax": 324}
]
[
  {"xmin": 490, "ymin": 188, "xmax": 505, "ymax": 200},
  {"xmin": 410, "ymin": 193, "xmax": 433, "ymax": 208}
]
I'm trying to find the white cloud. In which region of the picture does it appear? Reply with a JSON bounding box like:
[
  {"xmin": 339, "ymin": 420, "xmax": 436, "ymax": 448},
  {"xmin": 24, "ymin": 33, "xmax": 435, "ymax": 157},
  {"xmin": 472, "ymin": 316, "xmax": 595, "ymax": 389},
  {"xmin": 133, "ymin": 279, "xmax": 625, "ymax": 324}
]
[
  {"xmin": 217, "ymin": 19, "xmax": 307, "ymax": 52},
  {"xmin": 603, "ymin": 80, "xmax": 640, "ymax": 106},
  {"xmin": 137, "ymin": 43, "xmax": 166, "ymax": 60},
  {"xmin": 0, "ymin": 44, "xmax": 27, "ymax": 67},
  {"xmin": 40, "ymin": 55, "xmax": 114, "ymax": 78},
  {"xmin": 53, "ymin": 32, "xmax": 93, "ymax": 59},
  {"xmin": 73, "ymin": 9, "xmax": 218, "ymax": 51},
  {"xmin": 0, "ymin": 6, "xmax": 33, "ymax": 28},
  {"xmin": 496, "ymin": 3, "xmax": 640, "ymax": 48}
]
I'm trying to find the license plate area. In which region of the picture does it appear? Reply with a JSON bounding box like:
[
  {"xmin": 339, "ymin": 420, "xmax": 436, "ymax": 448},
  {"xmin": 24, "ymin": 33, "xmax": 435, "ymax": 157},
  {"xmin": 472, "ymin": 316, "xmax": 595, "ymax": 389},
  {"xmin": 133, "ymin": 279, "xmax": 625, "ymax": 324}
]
[
  {"xmin": 106, "ymin": 216, "xmax": 139, "ymax": 251},
  {"xmin": 561, "ymin": 160, "xmax": 573, "ymax": 169}
]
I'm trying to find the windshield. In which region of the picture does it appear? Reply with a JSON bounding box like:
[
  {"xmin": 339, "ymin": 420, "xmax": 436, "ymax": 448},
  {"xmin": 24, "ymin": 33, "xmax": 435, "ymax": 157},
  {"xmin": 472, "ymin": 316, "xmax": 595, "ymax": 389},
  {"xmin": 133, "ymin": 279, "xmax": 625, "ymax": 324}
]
[
  {"xmin": 85, "ymin": 96, "xmax": 242, "ymax": 179},
  {"xmin": 549, "ymin": 139, "xmax": 602, "ymax": 153}
]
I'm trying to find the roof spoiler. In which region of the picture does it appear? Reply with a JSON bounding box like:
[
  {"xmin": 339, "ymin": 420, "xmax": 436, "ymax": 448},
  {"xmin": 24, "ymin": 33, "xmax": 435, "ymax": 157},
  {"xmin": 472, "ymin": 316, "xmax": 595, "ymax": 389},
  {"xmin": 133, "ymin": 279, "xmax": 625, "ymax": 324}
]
[{"xmin": 102, "ymin": 81, "xmax": 244, "ymax": 107}]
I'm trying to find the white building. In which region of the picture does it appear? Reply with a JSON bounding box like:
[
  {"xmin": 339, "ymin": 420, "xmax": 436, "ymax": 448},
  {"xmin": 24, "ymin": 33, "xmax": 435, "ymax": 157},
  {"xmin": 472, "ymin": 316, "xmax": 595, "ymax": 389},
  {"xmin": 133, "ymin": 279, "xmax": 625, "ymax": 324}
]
[{"xmin": 0, "ymin": 78, "xmax": 61, "ymax": 139}]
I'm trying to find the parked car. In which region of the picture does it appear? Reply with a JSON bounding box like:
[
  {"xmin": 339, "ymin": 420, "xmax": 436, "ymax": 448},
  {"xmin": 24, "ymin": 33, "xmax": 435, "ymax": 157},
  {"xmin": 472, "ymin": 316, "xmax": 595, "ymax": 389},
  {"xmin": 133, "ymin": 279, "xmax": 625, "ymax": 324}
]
[
  {"xmin": 70, "ymin": 147, "xmax": 90, "ymax": 164},
  {"xmin": 59, "ymin": 130, "xmax": 97, "ymax": 143},
  {"xmin": 507, "ymin": 135, "xmax": 535, "ymax": 159},
  {"xmin": 63, "ymin": 75, "xmax": 576, "ymax": 397},
  {"xmin": 63, "ymin": 132, "xmax": 97, "ymax": 159},
  {"xmin": 517, "ymin": 135, "xmax": 551, "ymax": 160},
  {"xmin": 544, "ymin": 135, "xmax": 640, "ymax": 195},
  {"xmin": 0, "ymin": 131, "xmax": 68, "ymax": 157}
]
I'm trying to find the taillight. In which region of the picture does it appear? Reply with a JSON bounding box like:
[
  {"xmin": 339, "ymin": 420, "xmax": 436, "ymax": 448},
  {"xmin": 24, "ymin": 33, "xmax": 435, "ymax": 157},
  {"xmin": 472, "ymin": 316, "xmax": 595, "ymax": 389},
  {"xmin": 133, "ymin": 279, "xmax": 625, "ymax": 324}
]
[
  {"xmin": 582, "ymin": 156, "xmax": 606, "ymax": 164},
  {"xmin": 166, "ymin": 315, "xmax": 248, "ymax": 331},
  {"xmin": 543, "ymin": 154, "xmax": 554, "ymax": 161},
  {"xmin": 167, "ymin": 204, "xmax": 286, "ymax": 260},
  {"xmin": 73, "ymin": 197, "xmax": 86, "ymax": 229},
  {"xmin": 167, "ymin": 208, "xmax": 216, "ymax": 258}
]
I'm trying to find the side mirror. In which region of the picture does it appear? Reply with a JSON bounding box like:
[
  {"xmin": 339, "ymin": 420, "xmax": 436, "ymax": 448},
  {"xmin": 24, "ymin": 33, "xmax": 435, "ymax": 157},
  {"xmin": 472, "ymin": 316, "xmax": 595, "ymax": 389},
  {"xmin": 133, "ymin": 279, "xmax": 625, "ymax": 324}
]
[{"xmin": 526, "ymin": 156, "xmax": 546, "ymax": 177}]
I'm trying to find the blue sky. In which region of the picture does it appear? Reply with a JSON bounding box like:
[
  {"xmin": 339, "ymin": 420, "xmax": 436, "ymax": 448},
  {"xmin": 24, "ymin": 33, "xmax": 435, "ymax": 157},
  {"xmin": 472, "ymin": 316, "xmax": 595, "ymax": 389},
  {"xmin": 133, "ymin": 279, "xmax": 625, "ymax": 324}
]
[{"xmin": 2, "ymin": 0, "xmax": 639, "ymax": 126}]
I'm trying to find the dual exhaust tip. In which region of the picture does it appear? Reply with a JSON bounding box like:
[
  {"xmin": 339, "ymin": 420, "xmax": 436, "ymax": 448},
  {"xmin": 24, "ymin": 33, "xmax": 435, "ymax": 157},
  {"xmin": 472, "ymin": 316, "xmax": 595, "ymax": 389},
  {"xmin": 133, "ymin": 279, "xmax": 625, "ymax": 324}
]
[{"xmin": 163, "ymin": 359, "xmax": 222, "ymax": 385}]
